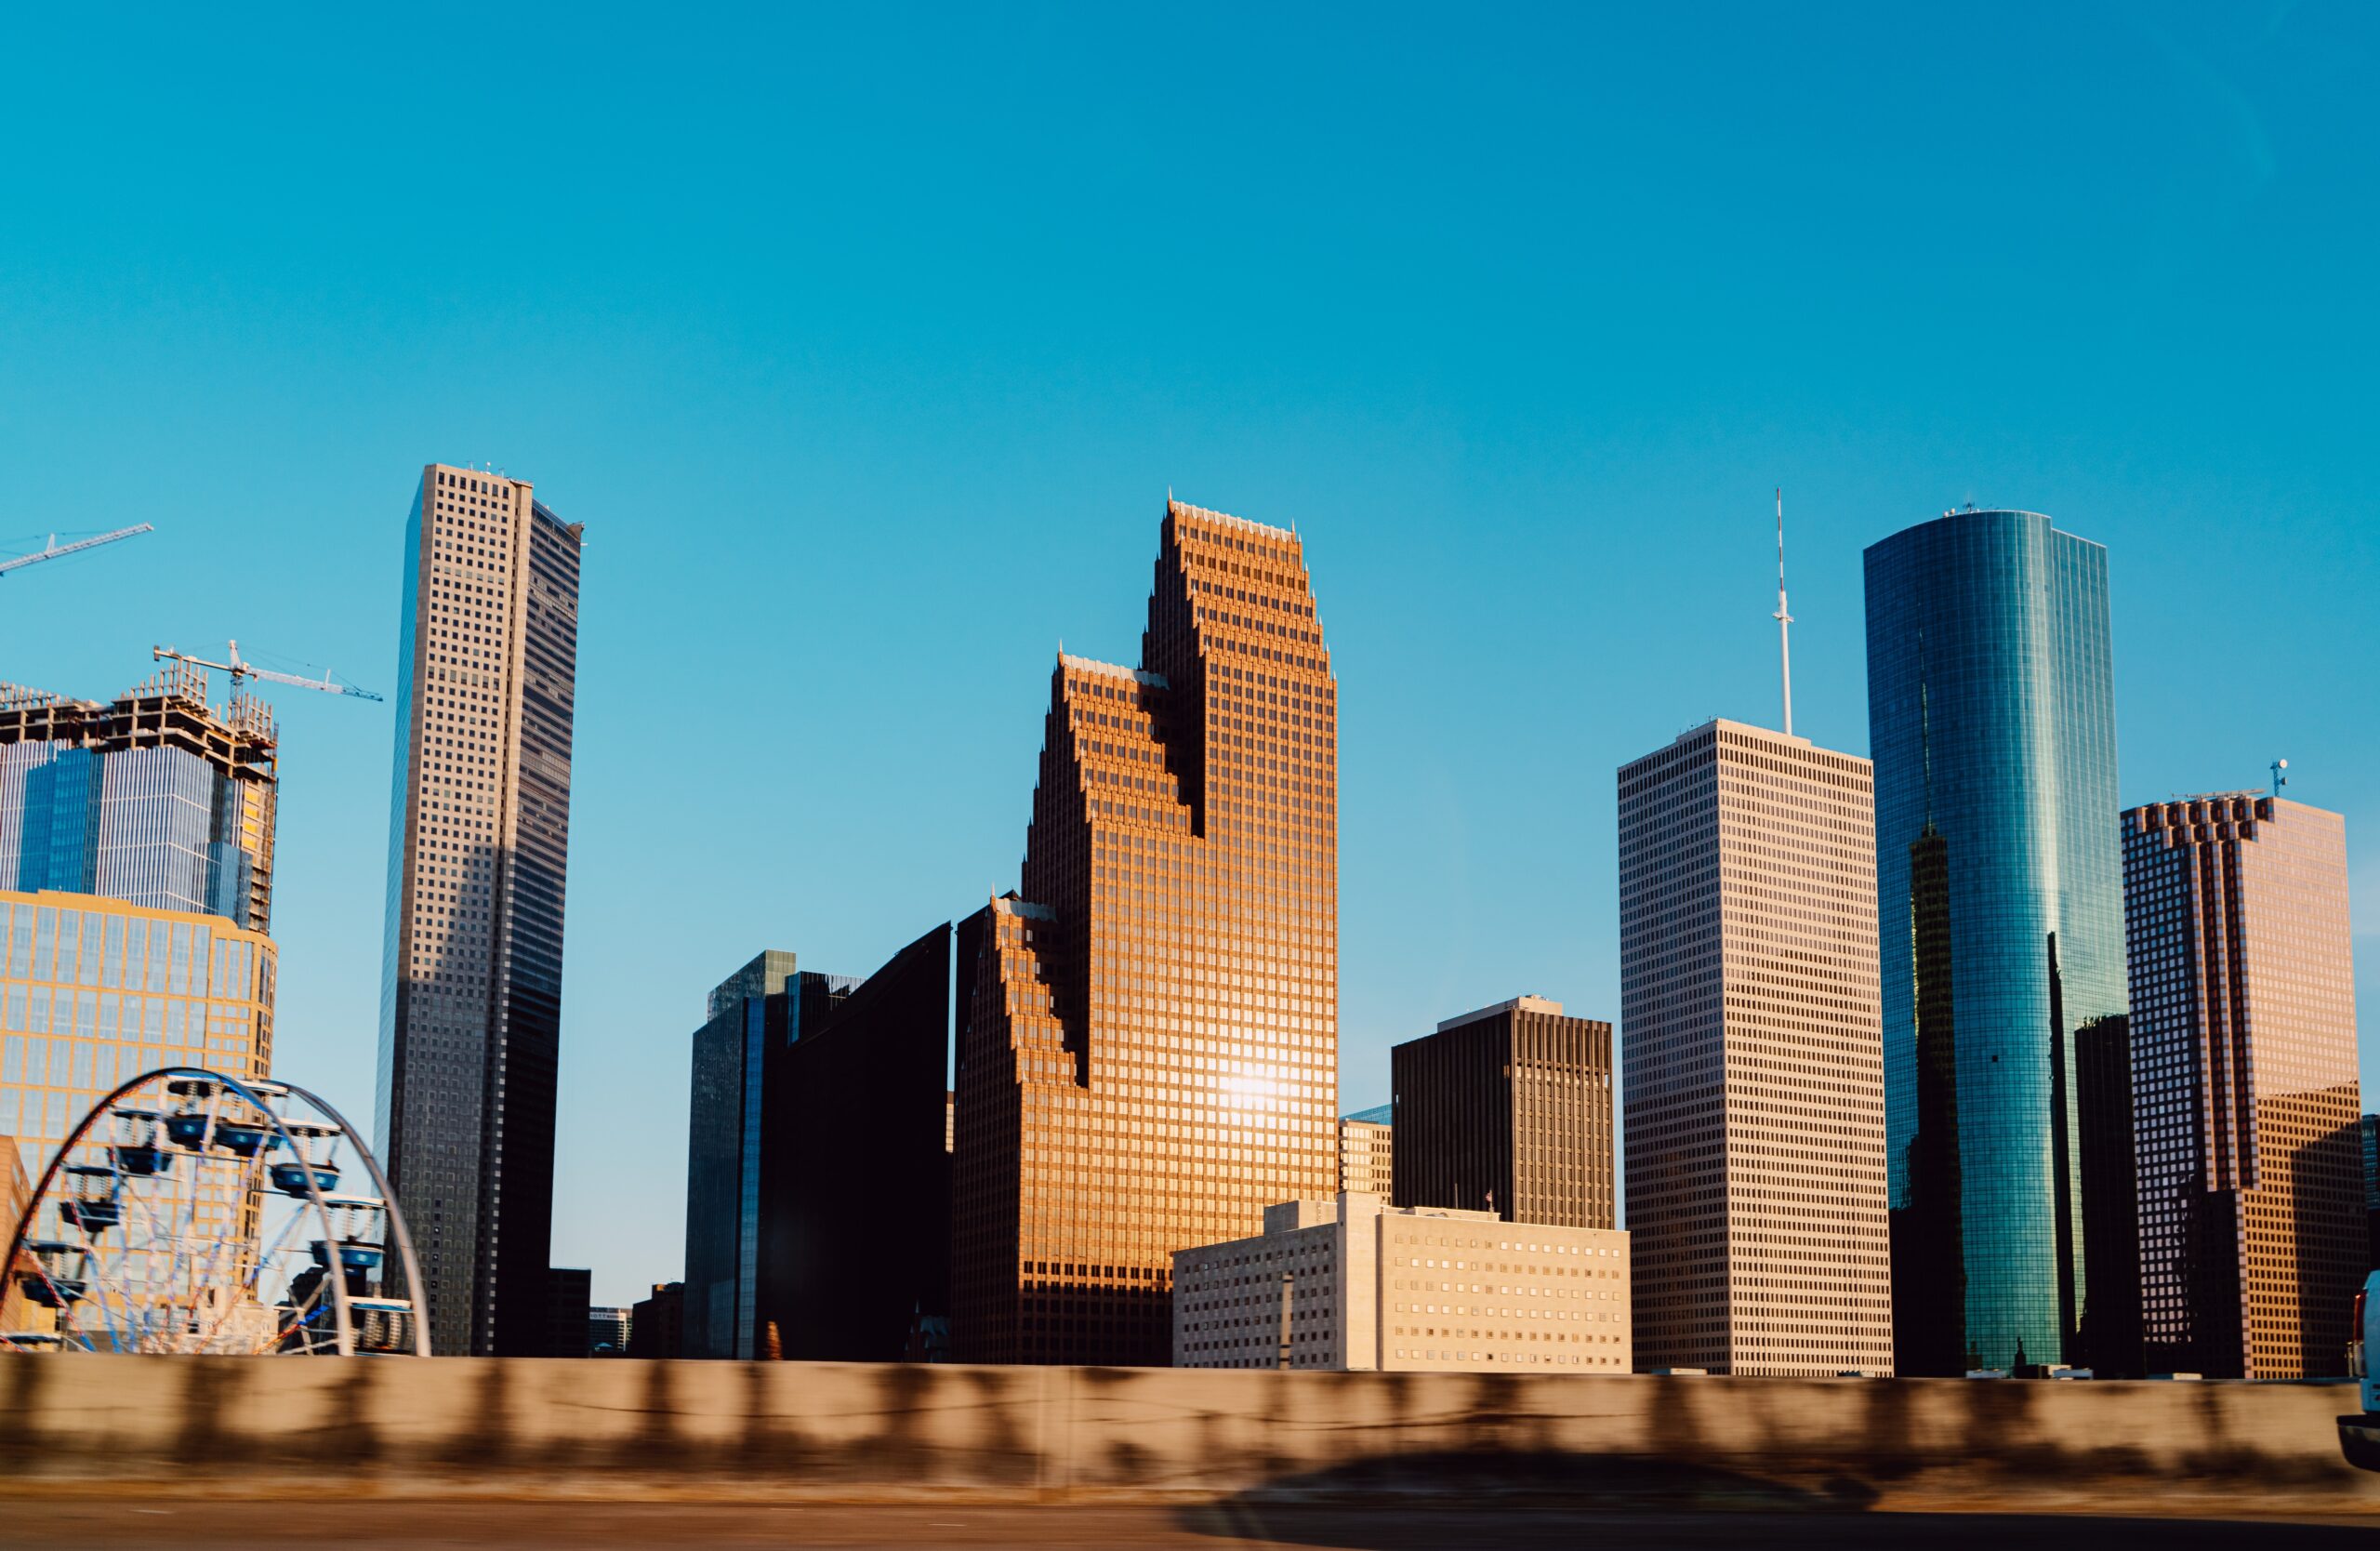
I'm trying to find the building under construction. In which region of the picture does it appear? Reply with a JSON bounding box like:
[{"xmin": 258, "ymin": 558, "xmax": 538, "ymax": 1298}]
[{"xmin": 0, "ymin": 663, "xmax": 279, "ymax": 933}]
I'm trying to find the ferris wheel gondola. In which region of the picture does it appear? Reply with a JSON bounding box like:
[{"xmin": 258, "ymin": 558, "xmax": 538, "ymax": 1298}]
[{"xmin": 1, "ymin": 1067, "xmax": 430, "ymax": 1357}]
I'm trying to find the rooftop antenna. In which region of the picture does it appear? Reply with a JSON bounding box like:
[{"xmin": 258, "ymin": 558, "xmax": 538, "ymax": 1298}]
[
  {"xmin": 1772, "ymin": 488, "xmax": 1793, "ymax": 736},
  {"xmin": 2270, "ymin": 758, "xmax": 2288, "ymax": 798}
]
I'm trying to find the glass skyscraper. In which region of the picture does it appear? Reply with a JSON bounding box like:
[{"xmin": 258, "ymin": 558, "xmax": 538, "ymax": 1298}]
[
  {"xmin": 0, "ymin": 668, "xmax": 280, "ymax": 934},
  {"xmin": 1865, "ymin": 509, "xmax": 2125, "ymax": 1373},
  {"xmin": 681, "ymin": 950, "xmax": 853, "ymax": 1360}
]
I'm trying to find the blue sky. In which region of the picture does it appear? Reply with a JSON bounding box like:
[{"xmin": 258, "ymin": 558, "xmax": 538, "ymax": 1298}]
[{"xmin": 4, "ymin": 4, "xmax": 2374, "ymax": 1306}]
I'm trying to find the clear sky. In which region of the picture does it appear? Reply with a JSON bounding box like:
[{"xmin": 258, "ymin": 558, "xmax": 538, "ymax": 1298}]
[{"xmin": 4, "ymin": 5, "xmax": 2374, "ymax": 1306}]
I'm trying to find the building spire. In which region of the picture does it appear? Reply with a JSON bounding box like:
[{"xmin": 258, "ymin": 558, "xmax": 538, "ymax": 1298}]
[{"xmin": 1773, "ymin": 488, "xmax": 1794, "ymax": 736}]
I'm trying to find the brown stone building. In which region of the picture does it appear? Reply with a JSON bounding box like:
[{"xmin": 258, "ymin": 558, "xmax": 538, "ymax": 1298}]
[
  {"xmin": 1390, "ymin": 997, "xmax": 1615, "ymax": 1229},
  {"xmin": 952, "ymin": 499, "xmax": 1338, "ymax": 1366},
  {"xmin": 2124, "ymin": 793, "xmax": 2364, "ymax": 1378}
]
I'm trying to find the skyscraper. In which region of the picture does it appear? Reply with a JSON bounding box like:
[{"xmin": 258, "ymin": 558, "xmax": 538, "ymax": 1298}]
[
  {"xmin": 1617, "ymin": 719, "xmax": 1893, "ymax": 1376},
  {"xmin": 951, "ymin": 498, "xmax": 1338, "ymax": 1367},
  {"xmin": 681, "ymin": 950, "xmax": 853, "ymax": 1359},
  {"xmin": 0, "ymin": 667, "xmax": 279, "ymax": 932},
  {"xmin": 761, "ymin": 922, "xmax": 952, "ymax": 1361},
  {"xmin": 1390, "ymin": 997, "xmax": 1614, "ymax": 1228},
  {"xmin": 1865, "ymin": 509, "xmax": 2125, "ymax": 1373},
  {"xmin": 2123, "ymin": 793, "xmax": 2364, "ymax": 1378},
  {"xmin": 377, "ymin": 462, "xmax": 584, "ymax": 1358}
]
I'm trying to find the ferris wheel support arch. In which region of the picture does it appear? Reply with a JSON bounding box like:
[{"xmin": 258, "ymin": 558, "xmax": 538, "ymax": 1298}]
[{"xmin": 2, "ymin": 1067, "xmax": 431, "ymax": 1357}]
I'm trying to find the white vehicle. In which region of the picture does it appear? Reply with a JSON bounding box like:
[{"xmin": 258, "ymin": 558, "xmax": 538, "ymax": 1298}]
[{"xmin": 2343, "ymin": 1270, "xmax": 2380, "ymax": 1471}]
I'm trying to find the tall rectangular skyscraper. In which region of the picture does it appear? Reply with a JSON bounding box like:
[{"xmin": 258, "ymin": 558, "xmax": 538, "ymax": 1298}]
[
  {"xmin": 951, "ymin": 498, "xmax": 1338, "ymax": 1367},
  {"xmin": 1865, "ymin": 509, "xmax": 2125, "ymax": 1373},
  {"xmin": 1390, "ymin": 997, "xmax": 1614, "ymax": 1228},
  {"xmin": 377, "ymin": 463, "xmax": 583, "ymax": 1358},
  {"xmin": 2122, "ymin": 793, "xmax": 2363, "ymax": 1378},
  {"xmin": 1617, "ymin": 719, "xmax": 1893, "ymax": 1376}
]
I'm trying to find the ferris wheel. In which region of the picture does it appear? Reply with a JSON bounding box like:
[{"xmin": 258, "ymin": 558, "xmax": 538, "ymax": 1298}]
[{"xmin": 1, "ymin": 1067, "xmax": 430, "ymax": 1357}]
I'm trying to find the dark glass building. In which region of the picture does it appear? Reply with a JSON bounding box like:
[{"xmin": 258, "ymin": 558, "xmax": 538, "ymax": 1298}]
[
  {"xmin": 2074, "ymin": 1014, "xmax": 2144, "ymax": 1375},
  {"xmin": 1391, "ymin": 996, "xmax": 1615, "ymax": 1228},
  {"xmin": 1865, "ymin": 509, "xmax": 2125, "ymax": 1373},
  {"xmin": 543, "ymin": 1266, "xmax": 591, "ymax": 1357},
  {"xmin": 760, "ymin": 922, "xmax": 953, "ymax": 1361},
  {"xmin": 681, "ymin": 951, "xmax": 852, "ymax": 1359}
]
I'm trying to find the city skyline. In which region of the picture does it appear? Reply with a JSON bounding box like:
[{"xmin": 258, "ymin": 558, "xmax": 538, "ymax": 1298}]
[{"xmin": 4, "ymin": 8, "xmax": 2375, "ymax": 1307}]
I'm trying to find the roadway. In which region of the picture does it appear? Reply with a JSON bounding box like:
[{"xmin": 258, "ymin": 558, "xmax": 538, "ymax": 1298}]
[{"xmin": 2, "ymin": 1501, "xmax": 2373, "ymax": 1549}]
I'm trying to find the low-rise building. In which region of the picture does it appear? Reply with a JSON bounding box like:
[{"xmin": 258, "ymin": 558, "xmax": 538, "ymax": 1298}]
[
  {"xmin": 588, "ymin": 1306, "xmax": 631, "ymax": 1357},
  {"xmin": 1171, "ymin": 1191, "xmax": 1629, "ymax": 1373},
  {"xmin": 1338, "ymin": 1106, "xmax": 1392, "ymax": 1198}
]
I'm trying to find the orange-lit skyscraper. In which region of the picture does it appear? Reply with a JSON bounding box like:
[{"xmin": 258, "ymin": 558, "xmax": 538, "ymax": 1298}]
[{"xmin": 952, "ymin": 499, "xmax": 1338, "ymax": 1366}]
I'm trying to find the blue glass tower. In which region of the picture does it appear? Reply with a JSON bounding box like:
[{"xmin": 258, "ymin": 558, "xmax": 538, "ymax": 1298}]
[{"xmin": 1865, "ymin": 510, "xmax": 2125, "ymax": 1373}]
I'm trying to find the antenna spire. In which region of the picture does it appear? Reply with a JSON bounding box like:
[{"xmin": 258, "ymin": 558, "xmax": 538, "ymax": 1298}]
[{"xmin": 1773, "ymin": 488, "xmax": 1793, "ymax": 736}]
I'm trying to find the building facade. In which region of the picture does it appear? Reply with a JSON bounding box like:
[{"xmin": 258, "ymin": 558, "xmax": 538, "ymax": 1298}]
[
  {"xmin": 0, "ymin": 891, "xmax": 274, "ymax": 1171},
  {"xmin": 1172, "ymin": 1192, "xmax": 1630, "ymax": 1372},
  {"xmin": 2, "ymin": 1135, "xmax": 33, "ymax": 1334},
  {"xmin": 2363, "ymin": 1114, "xmax": 2380, "ymax": 1271},
  {"xmin": 2123, "ymin": 794, "xmax": 2364, "ymax": 1378},
  {"xmin": 627, "ymin": 1280, "xmax": 682, "ymax": 1358},
  {"xmin": 1865, "ymin": 509, "xmax": 2125, "ymax": 1373},
  {"xmin": 2074, "ymin": 1012, "xmax": 2144, "ymax": 1374},
  {"xmin": 761, "ymin": 922, "xmax": 952, "ymax": 1362},
  {"xmin": 952, "ymin": 499, "xmax": 1339, "ymax": 1366},
  {"xmin": 1391, "ymin": 997, "xmax": 1614, "ymax": 1228},
  {"xmin": 544, "ymin": 1266, "xmax": 591, "ymax": 1357},
  {"xmin": 0, "ymin": 668, "xmax": 279, "ymax": 933},
  {"xmin": 588, "ymin": 1305, "xmax": 631, "ymax": 1356},
  {"xmin": 0, "ymin": 890, "xmax": 276, "ymax": 1282},
  {"xmin": 1339, "ymin": 1105, "xmax": 1392, "ymax": 1199},
  {"xmin": 681, "ymin": 951, "xmax": 853, "ymax": 1360},
  {"xmin": 1617, "ymin": 718, "xmax": 1893, "ymax": 1376},
  {"xmin": 377, "ymin": 462, "xmax": 585, "ymax": 1357}
]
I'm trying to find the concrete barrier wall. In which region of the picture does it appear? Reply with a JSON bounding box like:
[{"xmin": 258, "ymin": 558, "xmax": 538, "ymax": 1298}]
[{"xmin": 3, "ymin": 1356, "xmax": 2375, "ymax": 1515}]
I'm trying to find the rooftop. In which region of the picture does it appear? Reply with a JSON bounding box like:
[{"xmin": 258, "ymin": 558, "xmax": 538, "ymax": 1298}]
[
  {"xmin": 1435, "ymin": 994, "xmax": 1563, "ymax": 1033},
  {"xmin": 1167, "ymin": 497, "xmax": 1295, "ymax": 544}
]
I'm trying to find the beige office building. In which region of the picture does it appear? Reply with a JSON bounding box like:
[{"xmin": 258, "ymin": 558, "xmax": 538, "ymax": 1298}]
[
  {"xmin": 1617, "ymin": 718, "xmax": 1893, "ymax": 1376},
  {"xmin": 379, "ymin": 463, "xmax": 584, "ymax": 1358},
  {"xmin": 1338, "ymin": 1107, "xmax": 1392, "ymax": 1198},
  {"xmin": 1173, "ymin": 1191, "xmax": 1629, "ymax": 1372}
]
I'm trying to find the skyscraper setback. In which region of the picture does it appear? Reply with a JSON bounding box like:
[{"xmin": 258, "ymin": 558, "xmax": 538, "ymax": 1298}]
[
  {"xmin": 2122, "ymin": 793, "xmax": 2363, "ymax": 1378},
  {"xmin": 1618, "ymin": 719, "xmax": 1893, "ymax": 1376},
  {"xmin": 951, "ymin": 498, "xmax": 1338, "ymax": 1367},
  {"xmin": 377, "ymin": 463, "xmax": 584, "ymax": 1358}
]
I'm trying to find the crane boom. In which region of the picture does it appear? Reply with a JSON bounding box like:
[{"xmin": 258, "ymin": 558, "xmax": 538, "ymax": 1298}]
[
  {"xmin": 0, "ymin": 524, "xmax": 155, "ymax": 577},
  {"xmin": 151, "ymin": 640, "xmax": 384, "ymax": 704}
]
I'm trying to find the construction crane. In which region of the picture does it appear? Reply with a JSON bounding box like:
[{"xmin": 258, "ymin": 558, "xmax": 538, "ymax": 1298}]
[
  {"xmin": 151, "ymin": 640, "xmax": 384, "ymax": 703},
  {"xmin": 0, "ymin": 524, "xmax": 154, "ymax": 577}
]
